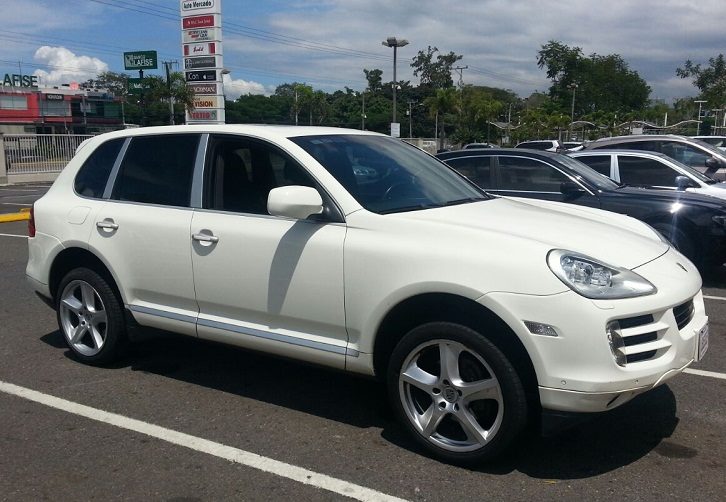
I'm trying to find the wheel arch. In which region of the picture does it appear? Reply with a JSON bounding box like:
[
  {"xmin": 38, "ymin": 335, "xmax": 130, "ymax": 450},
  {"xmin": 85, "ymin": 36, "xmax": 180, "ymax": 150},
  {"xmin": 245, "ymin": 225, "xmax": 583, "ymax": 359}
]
[
  {"xmin": 49, "ymin": 247, "xmax": 125, "ymax": 306},
  {"xmin": 372, "ymin": 292, "xmax": 540, "ymax": 405}
]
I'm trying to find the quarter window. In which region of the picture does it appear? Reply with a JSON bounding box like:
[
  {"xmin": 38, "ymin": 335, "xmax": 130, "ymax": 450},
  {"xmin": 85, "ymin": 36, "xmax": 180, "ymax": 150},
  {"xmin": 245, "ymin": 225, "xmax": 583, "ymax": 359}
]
[
  {"xmin": 205, "ymin": 137, "xmax": 316, "ymax": 214},
  {"xmin": 498, "ymin": 156, "xmax": 569, "ymax": 191},
  {"xmin": 617, "ymin": 156, "xmax": 677, "ymax": 187},
  {"xmin": 111, "ymin": 134, "xmax": 199, "ymax": 207},
  {"xmin": 74, "ymin": 138, "xmax": 124, "ymax": 198}
]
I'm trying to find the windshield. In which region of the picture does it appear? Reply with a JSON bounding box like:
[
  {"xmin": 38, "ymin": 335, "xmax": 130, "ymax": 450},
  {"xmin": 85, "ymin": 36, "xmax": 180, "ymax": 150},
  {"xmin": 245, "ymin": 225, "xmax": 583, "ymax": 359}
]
[
  {"xmin": 697, "ymin": 137, "xmax": 726, "ymax": 148},
  {"xmin": 555, "ymin": 154, "xmax": 621, "ymax": 190},
  {"xmin": 663, "ymin": 155, "xmax": 719, "ymax": 183},
  {"xmin": 291, "ymin": 134, "xmax": 489, "ymax": 214}
]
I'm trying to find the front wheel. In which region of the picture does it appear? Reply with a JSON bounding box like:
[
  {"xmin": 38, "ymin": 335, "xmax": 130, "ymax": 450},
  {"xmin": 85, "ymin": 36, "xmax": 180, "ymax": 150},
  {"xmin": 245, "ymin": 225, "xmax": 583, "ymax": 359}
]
[
  {"xmin": 387, "ymin": 322, "xmax": 527, "ymax": 464},
  {"xmin": 56, "ymin": 268, "xmax": 127, "ymax": 365}
]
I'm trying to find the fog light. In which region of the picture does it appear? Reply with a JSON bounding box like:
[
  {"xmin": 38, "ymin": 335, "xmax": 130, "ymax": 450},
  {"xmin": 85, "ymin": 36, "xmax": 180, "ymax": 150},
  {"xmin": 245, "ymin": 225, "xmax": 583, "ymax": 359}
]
[
  {"xmin": 524, "ymin": 321, "xmax": 558, "ymax": 337},
  {"xmin": 606, "ymin": 321, "xmax": 627, "ymax": 366}
]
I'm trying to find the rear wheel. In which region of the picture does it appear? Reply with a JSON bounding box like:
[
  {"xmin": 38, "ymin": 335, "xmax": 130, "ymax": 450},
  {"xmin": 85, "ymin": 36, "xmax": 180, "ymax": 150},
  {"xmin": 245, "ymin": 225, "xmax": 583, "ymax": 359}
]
[
  {"xmin": 56, "ymin": 268, "xmax": 127, "ymax": 365},
  {"xmin": 387, "ymin": 322, "xmax": 527, "ymax": 464}
]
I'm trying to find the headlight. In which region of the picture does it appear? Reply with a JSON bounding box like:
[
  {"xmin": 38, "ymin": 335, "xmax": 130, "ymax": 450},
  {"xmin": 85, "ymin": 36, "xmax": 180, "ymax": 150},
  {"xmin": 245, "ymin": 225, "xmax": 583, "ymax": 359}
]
[{"xmin": 547, "ymin": 250, "xmax": 656, "ymax": 299}]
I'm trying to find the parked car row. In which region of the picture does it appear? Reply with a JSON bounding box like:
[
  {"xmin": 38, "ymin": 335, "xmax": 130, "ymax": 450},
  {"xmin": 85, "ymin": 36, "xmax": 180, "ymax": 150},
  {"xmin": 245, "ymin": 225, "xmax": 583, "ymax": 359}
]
[{"xmin": 436, "ymin": 147, "xmax": 726, "ymax": 269}]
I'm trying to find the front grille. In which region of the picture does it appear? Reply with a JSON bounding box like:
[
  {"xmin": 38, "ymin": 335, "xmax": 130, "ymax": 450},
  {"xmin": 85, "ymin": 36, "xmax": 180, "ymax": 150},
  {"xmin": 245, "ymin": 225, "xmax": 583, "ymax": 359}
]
[{"xmin": 673, "ymin": 300, "xmax": 695, "ymax": 330}]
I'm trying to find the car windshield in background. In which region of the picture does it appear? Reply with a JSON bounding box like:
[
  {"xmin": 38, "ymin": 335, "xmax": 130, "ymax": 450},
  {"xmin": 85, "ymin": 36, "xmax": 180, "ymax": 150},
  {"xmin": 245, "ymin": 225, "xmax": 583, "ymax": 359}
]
[
  {"xmin": 291, "ymin": 135, "xmax": 488, "ymax": 214},
  {"xmin": 556, "ymin": 154, "xmax": 621, "ymax": 190},
  {"xmin": 667, "ymin": 156, "xmax": 720, "ymax": 184}
]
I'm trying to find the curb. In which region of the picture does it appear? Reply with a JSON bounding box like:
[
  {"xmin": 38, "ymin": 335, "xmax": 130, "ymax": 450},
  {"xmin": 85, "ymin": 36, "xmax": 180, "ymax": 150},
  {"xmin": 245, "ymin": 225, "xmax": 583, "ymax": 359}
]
[{"xmin": 0, "ymin": 208, "xmax": 30, "ymax": 223}]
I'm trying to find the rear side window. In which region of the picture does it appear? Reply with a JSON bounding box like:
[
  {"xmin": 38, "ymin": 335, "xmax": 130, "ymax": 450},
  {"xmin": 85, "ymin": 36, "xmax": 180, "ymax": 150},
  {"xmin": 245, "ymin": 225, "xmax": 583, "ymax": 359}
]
[
  {"xmin": 74, "ymin": 138, "xmax": 124, "ymax": 198},
  {"xmin": 112, "ymin": 134, "xmax": 199, "ymax": 207},
  {"xmin": 576, "ymin": 155, "xmax": 611, "ymax": 177}
]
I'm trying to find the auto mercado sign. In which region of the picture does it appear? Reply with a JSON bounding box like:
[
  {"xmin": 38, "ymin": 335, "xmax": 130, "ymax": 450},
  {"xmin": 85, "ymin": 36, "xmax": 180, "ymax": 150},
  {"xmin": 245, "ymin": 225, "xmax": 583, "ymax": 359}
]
[{"xmin": 123, "ymin": 51, "xmax": 158, "ymax": 70}]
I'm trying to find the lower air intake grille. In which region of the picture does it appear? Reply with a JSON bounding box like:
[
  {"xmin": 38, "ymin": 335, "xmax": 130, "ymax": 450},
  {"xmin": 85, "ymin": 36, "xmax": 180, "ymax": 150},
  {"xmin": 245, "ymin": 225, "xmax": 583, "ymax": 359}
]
[{"xmin": 673, "ymin": 300, "xmax": 695, "ymax": 330}]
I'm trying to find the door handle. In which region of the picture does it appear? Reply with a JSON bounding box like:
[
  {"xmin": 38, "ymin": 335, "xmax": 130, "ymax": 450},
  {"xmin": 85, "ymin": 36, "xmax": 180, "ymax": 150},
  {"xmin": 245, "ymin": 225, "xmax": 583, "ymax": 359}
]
[
  {"xmin": 192, "ymin": 233, "xmax": 219, "ymax": 243},
  {"xmin": 96, "ymin": 220, "xmax": 119, "ymax": 230}
]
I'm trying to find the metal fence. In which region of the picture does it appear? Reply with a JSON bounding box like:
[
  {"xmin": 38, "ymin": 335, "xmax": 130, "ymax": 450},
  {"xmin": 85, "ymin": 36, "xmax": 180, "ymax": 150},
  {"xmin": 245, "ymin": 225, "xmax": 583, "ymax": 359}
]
[{"xmin": 3, "ymin": 134, "xmax": 93, "ymax": 174}]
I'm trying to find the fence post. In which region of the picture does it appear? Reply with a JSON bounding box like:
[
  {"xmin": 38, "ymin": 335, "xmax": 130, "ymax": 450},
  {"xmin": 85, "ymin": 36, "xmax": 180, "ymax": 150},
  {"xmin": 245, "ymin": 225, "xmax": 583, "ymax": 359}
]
[{"xmin": 0, "ymin": 133, "xmax": 7, "ymax": 185}]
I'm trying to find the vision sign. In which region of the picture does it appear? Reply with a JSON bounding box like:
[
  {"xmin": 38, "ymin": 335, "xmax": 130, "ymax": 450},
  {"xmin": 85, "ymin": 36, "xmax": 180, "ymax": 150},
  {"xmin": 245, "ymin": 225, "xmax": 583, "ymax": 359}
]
[{"xmin": 123, "ymin": 51, "xmax": 158, "ymax": 70}]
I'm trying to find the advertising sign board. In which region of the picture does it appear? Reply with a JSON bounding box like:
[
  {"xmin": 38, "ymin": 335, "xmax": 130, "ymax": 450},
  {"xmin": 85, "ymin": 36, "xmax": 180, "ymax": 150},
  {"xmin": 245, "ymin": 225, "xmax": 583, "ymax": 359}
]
[
  {"xmin": 183, "ymin": 42, "xmax": 217, "ymax": 57},
  {"xmin": 184, "ymin": 56, "xmax": 218, "ymax": 70},
  {"xmin": 182, "ymin": 15, "xmax": 216, "ymax": 29},
  {"xmin": 192, "ymin": 95, "xmax": 223, "ymax": 109},
  {"xmin": 185, "ymin": 70, "xmax": 217, "ymax": 82},
  {"xmin": 180, "ymin": 0, "xmax": 217, "ymax": 15},
  {"xmin": 182, "ymin": 27, "xmax": 221, "ymax": 44},
  {"xmin": 188, "ymin": 83, "xmax": 219, "ymax": 95},
  {"xmin": 123, "ymin": 51, "xmax": 158, "ymax": 70}
]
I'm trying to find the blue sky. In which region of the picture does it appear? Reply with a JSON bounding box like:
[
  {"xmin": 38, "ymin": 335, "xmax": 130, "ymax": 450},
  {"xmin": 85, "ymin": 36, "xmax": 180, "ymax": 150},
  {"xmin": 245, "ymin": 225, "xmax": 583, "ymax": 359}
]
[{"xmin": 2, "ymin": 0, "xmax": 725, "ymax": 102}]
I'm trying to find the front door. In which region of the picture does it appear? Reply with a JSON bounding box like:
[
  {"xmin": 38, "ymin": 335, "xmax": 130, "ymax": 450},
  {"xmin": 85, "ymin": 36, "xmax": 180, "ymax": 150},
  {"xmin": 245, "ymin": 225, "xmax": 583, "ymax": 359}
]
[{"xmin": 190, "ymin": 135, "xmax": 348, "ymax": 369}]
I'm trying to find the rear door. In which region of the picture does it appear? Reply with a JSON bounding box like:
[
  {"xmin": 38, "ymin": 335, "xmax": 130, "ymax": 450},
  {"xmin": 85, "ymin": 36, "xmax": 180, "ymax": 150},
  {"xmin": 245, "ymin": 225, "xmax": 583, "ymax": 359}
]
[{"xmin": 88, "ymin": 133, "xmax": 202, "ymax": 336}]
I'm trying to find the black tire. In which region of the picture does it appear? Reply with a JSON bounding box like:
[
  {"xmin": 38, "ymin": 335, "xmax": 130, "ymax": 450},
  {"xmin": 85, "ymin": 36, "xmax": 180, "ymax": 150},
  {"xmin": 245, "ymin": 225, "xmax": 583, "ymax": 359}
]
[
  {"xmin": 651, "ymin": 223, "xmax": 698, "ymax": 265},
  {"xmin": 56, "ymin": 268, "xmax": 127, "ymax": 365},
  {"xmin": 387, "ymin": 322, "xmax": 527, "ymax": 464}
]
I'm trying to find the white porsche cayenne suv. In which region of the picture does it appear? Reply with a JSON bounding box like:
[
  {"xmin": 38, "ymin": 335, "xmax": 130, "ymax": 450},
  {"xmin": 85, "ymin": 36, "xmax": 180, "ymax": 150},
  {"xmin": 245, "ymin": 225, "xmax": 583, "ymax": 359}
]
[{"xmin": 27, "ymin": 125, "xmax": 709, "ymax": 464}]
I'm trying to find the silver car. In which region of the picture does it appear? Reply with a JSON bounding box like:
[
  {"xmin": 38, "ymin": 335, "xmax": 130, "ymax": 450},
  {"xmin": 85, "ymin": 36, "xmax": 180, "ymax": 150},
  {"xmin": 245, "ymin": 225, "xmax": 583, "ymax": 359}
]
[
  {"xmin": 570, "ymin": 149, "xmax": 726, "ymax": 201},
  {"xmin": 583, "ymin": 134, "xmax": 726, "ymax": 180}
]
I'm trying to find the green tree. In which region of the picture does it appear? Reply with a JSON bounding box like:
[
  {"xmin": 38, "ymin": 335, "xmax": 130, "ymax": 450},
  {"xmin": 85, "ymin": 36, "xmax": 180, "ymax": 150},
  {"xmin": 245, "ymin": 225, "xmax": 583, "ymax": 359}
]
[
  {"xmin": 537, "ymin": 40, "xmax": 650, "ymax": 116},
  {"xmin": 363, "ymin": 68, "xmax": 383, "ymax": 93},
  {"xmin": 411, "ymin": 46, "xmax": 462, "ymax": 89},
  {"xmin": 677, "ymin": 54, "xmax": 726, "ymax": 106}
]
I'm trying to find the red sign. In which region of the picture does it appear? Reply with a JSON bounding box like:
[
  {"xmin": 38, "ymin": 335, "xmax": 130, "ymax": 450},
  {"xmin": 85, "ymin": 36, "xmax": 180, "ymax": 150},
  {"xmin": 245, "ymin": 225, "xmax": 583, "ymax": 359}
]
[
  {"xmin": 184, "ymin": 42, "xmax": 216, "ymax": 56},
  {"xmin": 182, "ymin": 15, "xmax": 214, "ymax": 29}
]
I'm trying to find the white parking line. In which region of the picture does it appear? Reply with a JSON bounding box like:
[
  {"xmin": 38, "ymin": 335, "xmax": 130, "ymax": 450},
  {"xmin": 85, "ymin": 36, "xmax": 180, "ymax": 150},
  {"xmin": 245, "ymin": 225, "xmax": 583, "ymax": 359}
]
[
  {"xmin": 0, "ymin": 233, "xmax": 28, "ymax": 238},
  {"xmin": 704, "ymin": 295, "xmax": 726, "ymax": 301},
  {"xmin": 0, "ymin": 202, "xmax": 32, "ymax": 206},
  {"xmin": 0, "ymin": 381, "xmax": 407, "ymax": 502},
  {"xmin": 684, "ymin": 368, "xmax": 726, "ymax": 380}
]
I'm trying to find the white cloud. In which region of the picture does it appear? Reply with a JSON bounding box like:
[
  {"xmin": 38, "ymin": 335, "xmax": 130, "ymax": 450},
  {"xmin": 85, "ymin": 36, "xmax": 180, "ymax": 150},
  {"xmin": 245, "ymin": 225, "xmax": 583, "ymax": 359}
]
[
  {"xmin": 222, "ymin": 74, "xmax": 275, "ymax": 98},
  {"xmin": 32, "ymin": 46, "xmax": 108, "ymax": 87}
]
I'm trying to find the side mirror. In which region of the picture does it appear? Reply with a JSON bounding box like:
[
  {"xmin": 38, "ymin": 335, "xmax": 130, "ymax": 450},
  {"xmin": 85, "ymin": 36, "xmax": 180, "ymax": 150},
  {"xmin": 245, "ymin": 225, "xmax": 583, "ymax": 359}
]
[
  {"xmin": 675, "ymin": 175, "xmax": 691, "ymax": 191},
  {"xmin": 267, "ymin": 186, "xmax": 323, "ymax": 220},
  {"xmin": 705, "ymin": 156, "xmax": 721, "ymax": 173},
  {"xmin": 560, "ymin": 180, "xmax": 585, "ymax": 198}
]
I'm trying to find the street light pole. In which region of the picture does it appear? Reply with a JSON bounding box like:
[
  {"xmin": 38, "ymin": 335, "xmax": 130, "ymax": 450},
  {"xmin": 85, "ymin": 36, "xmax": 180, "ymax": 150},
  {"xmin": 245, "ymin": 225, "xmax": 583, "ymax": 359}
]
[
  {"xmin": 382, "ymin": 36, "xmax": 408, "ymax": 136},
  {"xmin": 568, "ymin": 83, "xmax": 578, "ymax": 140},
  {"xmin": 695, "ymin": 100, "xmax": 707, "ymax": 135}
]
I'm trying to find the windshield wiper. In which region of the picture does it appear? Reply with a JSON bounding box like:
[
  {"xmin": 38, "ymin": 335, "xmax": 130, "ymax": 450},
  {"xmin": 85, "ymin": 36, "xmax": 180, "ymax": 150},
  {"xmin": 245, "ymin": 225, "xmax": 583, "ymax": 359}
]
[
  {"xmin": 441, "ymin": 197, "xmax": 488, "ymax": 206},
  {"xmin": 378, "ymin": 203, "xmax": 441, "ymax": 214}
]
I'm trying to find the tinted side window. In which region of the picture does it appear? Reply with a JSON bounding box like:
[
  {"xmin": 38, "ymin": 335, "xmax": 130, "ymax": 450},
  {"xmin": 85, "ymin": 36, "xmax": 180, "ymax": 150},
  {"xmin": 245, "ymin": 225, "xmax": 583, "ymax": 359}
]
[
  {"xmin": 112, "ymin": 135, "xmax": 199, "ymax": 207},
  {"xmin": 74, "ymin": 138, "xmax": 124, "ymax": 198},
  {"xmin": 445, "ymin": 156, "xmax": 492, "ymax": 188},
  {"xmin": 617, "ymin": 156, "xmax": 678, "ymax": 187},
  {"xmin": 576, "ymin": 155, "xmax": 611, "ymax": 177},
  {"xmin": 610, "ymin": 140, "xmax": 658, "ymax": 152},
  {"xmin": 518, "ymin": 142, "xmax": 551, "ymax": 150},
  {"xmin": 498, "ymin": 156, "xmax": 568, "ymax": 191},
  {"xmin": 206, "ymin": 137, "xmax": 315, "ymax": 214},
  {"xmin": 660, "ymin": 141, "xmax": 711, "ymax": 168}
]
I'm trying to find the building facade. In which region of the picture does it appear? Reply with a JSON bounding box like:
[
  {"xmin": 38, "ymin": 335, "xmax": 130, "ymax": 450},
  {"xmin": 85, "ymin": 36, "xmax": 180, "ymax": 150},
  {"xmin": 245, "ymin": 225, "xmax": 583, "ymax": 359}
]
[{"xmin": 0, "ymin": 73, "xmax": 124, "ymax": 135}]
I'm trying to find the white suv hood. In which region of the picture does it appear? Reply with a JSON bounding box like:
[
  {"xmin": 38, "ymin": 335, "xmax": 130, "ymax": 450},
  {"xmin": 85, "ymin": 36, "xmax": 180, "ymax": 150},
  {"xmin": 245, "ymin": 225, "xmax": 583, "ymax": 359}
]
[{"xmin": 394, "ymin": 196, "xmax": 668, "ymax": 270}]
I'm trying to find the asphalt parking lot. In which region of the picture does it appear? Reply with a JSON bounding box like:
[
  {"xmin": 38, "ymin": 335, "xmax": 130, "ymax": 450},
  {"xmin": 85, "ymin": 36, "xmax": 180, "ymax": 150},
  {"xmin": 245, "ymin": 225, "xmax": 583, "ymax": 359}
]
[{"xmin": 1, "ymin": 184, "xmax": 725, "ymax": 501}]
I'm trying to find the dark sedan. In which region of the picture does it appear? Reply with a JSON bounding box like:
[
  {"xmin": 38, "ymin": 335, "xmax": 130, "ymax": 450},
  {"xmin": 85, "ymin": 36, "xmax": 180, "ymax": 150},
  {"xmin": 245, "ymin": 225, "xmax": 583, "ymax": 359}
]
[{"xmin": 437, "ymin": 148, "xmax": 726, "ymax": 269}]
